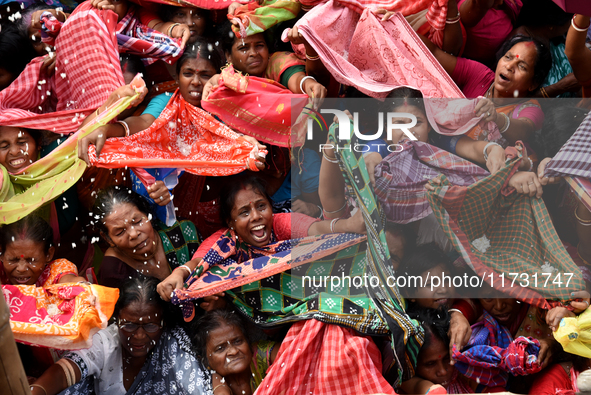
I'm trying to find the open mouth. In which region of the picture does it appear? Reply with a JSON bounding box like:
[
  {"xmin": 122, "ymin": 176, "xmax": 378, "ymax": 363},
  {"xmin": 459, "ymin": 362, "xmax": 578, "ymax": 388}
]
[
  {"xmin": 250, "ymin": 224, "xmax": 268, "ymax": 242},
  {"xmin": 8, "ymin": 158, "xmax": 26, "ymax": 168},
  {"xmin": 434, "ymin": 298, "xmax": 449, "ymax": 305},
  {"xmin": 499, "ymin": 73, "xmax": 510, "ymax": 82},
  {"xmin": 13, "ymin": 276, "xmax": 32, "ymax": 284},
  {"xmin": 495, "ymin": 312, "xmax": 511, "ymax": 321},
  {"xmin": 130, "ymin": 343, "xmax": 148, "ymax": 352},
  {"xmin": 189, "ymin": 91, "xmax": 201, "ymax": 98}
]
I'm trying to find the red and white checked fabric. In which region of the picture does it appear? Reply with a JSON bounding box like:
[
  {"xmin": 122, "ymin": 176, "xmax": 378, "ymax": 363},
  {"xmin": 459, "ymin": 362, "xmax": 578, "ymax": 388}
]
[
  {"xmin": 0, "ymin": 1, "xmax": 124, "ymax": 134},
  {"xmin": 254, "ymin": 319, "xmax": 396, "ymax": 395}
]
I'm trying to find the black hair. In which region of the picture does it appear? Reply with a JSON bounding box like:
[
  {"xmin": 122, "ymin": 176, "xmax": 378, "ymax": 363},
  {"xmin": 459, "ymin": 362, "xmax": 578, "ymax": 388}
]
[
  {"xmin": 160, "ymin": 5, "xmax": 209, "ymax": 25},
  {"xmin": 383, "ymin": 87, "xmax": 426, "ymax": 113},
  {"xmin": 120, "ymin": 55, "xmax": 145, "ymax": 79},
  {"xmin": 113, "ymin": 276, "xmax": 169, "ymax": 320},
  {"xmin": 495, "ymin": 35, "xmax": 552, "ymax": 90},
  {"xmin": 385, "ymin": 221, "xmax": 416, "ymax": 252},
  {"xmin": 531, "ymin": 105, "xmax": 589, "ymax": 159},
  {"xmin": 192, "ymin": 308, "xmax": 250, "ymax": 360},
  {"xmin": 0, "ymin": 214, "xmax": 53, "ymax": 254},
  {"xmin": 407, "ymin": 307, "xmax": 451, "ymax": 353},
  {"xmin": 176, "ymin": 39, "xmax": 224, "ymax": 76},
  {"xmin": 397, "ymin": 242, "xmax": 452, "ymax": 297},
  {"xmin": 217, "ymin": 20, "xmax": 272, "ymax": 56},
  {"xmin": 219, "ymin": 175, "xmax": 273, "ymax": 227},
  {"xmin": 92, "ymin": 185, "xmax": 152, "ymax": 235},
  {"xmin": 0, "ymin": 26, "xmax": 35, "ymax": 81},
  {"xmin": 516, "ymin": 0, "xmax": 572, "ymax": 29}
]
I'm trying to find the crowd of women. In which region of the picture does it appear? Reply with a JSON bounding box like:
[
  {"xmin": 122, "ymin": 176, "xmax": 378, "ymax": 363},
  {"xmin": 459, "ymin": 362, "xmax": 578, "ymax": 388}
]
[{"xmin": 1, "ymin": 0, "xmax": 591, "ymax": 393}]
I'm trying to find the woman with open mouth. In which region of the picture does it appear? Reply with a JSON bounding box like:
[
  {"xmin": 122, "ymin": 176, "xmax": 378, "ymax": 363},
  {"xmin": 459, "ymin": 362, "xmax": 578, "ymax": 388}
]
[
  {"xmin": 92, "ymin": 185, "xmax": 201, "ymax": 289},
  {"xmin": 29, "ymin": 276, "xmax": 211, "ymax": 395},
  {"xmin": 422, "ymin": 33, "xmax": 552, "ymax": 149}
]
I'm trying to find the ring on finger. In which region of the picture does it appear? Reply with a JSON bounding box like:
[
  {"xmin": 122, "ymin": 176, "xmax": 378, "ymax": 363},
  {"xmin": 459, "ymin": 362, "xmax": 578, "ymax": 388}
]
[
  {"xmin": 487, "ymin": 112, "xmax": 491, "ymax": 117},
  {"xmin": 159, "ymin": 196, "xmax": 164, "ymax": 201},
  {"xmin": 528, "ymin": 181, "xmax": 534, "ymax": 185}
]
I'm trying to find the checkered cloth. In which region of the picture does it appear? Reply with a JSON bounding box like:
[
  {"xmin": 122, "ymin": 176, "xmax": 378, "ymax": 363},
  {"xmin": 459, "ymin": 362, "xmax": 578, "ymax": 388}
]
[
  {"xmin": 0, "ymin": 1, "xmax": 124, "ymax": 134},
  {"xmin": 116, "ymin": 6, "xmax": 183, "ymax": 66},
  {"xmin": 328, "ymin": 122, "xmax": 423, "ymax": 385},
  {"xmin": 254, "ymin": 319, "xmax": 396, "ymax": 395},
  {"xmin": 545, "ymin": 111, "xmax": 591, "ymax": 212},
  {"xmin": 452, "ymin": 311, "xmax": 541, "ymax": 387},
  {"xmin": 428, "ymin": 157, "xmax": 585, "ymax": 308},
  {"xmin": 374, "ymin": 140, "xmax": 488, "ymax": 224}
]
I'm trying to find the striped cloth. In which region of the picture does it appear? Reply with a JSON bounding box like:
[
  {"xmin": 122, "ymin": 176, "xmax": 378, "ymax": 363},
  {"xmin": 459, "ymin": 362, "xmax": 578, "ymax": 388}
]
[
  {"xmin": 545, "ymin": 110, "xmax": 591, "ymax": 212},
  {"xmin": 374, "ymin": 140, "xmax": 488, "ymax": 224},
  {"xmin": 116, "ymin": 6, "xmax": 183, "ymax": 66},
  {"xmin": 452, "ymin": 311, "xmax": 542, "ymax": 388},
  {"xmin": 0, "ymin": 1, "xmax": 124, "ymax": 135}
]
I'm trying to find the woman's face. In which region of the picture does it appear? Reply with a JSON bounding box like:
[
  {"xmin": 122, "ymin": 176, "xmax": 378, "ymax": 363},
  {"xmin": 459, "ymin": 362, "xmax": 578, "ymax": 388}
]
[
  {"xmin": 227, "ymin": 33, "xmax": 269, "ymax": 77},
  {"xmin": 169, "ymin": 7, "xmax": 207, "ymax": 44},
  {"xmin": 412, "ymin": 264, "xmax": 455, "ymax": 309},
  {"xmin": 102, "ymin": 202, "xmax": 157, "ymax": 259},
  {"xmin": 1, "ymin": 238, "xmax": 54, "ymax": 285},
  {"xmin": 118, "ymin": 301, "xmax": 163, "ymax": 359},
  {"xmin": 387, "ymin": 104, "xmax": 430, "ymax": 144},
  {"xmin": 385, "ymin": 230, "xmax": 405, "ymax": 271},
  {"xmin": 178, "ymin": 57, "xmax": 217, "ymax": 108},
  {"xmin": 416, "ymin": 336, "xmax": 454, "ymax": 387},
  {"xmin": 480, "ymin": 296, "xmax": 521, "ymax": 326},
  {"xmin": 494, "ymin": 41, "xmax": 538, "ymax": 98},
  {"xmin": 230, "ymin": 186, "xmax": 274, "ymax": 247},
  {"xmin": 0, "ymin": 126, "xmax": 39, "ymax": 174},
  {"xmin": 205, "ymin": 322, "xmax": 252, "ymax": 377},
  {"xmin": 27, "ymin": 26, "xmax": 50, "ymax": 56}
]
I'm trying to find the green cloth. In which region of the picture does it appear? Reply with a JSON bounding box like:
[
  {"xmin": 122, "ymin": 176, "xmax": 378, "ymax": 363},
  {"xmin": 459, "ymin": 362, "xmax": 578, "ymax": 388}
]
[
  {"xmin": 156, "ymin": 218, "xmax": 201, "ymax": 270},
  {"xmin": 0, "ymin": 93, "xmax": 138, "ymax": 225},
  {"xmin": 279, "ymin": 65, "xmax": 306, "ymax": 89},
  {"xmin": 427, "ymin": 159, "xmax": 585, "ymax": 306},
  {"xmin": 543, "ymin": 42, "xmax": 576, "ymax": 98}
]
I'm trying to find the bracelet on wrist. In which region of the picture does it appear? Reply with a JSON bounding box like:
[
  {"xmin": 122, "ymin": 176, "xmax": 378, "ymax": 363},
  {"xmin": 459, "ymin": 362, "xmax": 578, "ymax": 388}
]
[
  {"xmin": 572, "ymin": 15, "xmax": 591, "ymax": 32},
  {"xmin": 299, "ymin": 75, "xmax": 316, "ymax": 94}
]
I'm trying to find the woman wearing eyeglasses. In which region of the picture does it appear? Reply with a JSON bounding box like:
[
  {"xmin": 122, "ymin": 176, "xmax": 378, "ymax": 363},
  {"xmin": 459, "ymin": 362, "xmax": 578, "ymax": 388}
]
[{"xmin": 29, "ymin": 276, "xmax": 212, "ymax": 395}]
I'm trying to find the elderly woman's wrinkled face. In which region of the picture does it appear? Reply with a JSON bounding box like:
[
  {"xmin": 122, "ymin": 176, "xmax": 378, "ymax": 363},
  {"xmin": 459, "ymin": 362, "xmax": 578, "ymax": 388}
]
[
  {"xmin": 205, "ymin": 322, "xmax": 252, "ymax": 377},
  {"xmin": 1, "ymin": 238, "xmax": 54, "ymax": 285},
  {"xmin": 118, "ymin": 301, "xmax": 163, "ymax": 359},
  {"xmin": 102, "ymin": 202, "xmax": 157, "ymax": 258},
  {"xmin": 494, "ymin": 41, "xmax": 538, "ymax": 98},
  {"xmin": 230, "ymin": 186, "xmax": 274, "ymax": 247},
  {"xmin": 0, "ymin": 126, "xmax": 39, "ymax": 174},
  {"xmin": 227, "ymin": 33, "xmax": 269, "ymax": 77}
]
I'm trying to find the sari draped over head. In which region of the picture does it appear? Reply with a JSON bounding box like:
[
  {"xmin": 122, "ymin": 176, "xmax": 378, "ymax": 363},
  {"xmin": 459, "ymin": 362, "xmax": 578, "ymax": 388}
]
[
  {"xmin": 544, "ymin": 111, "xmax": 591, "ymax": 213},
  {"xmin": 427, "ymin": 148, "xmax": 585, "ymax": 307},
  {"xmin": 374, "ymin": 140, "xmax": 489, "ymax": 224},
  {"xmin": 201, "ymin": 65, "xmax": 309, "ymax": 147},
  {"xmin": 58, "ymin": 326, "xmax": 212, "ymax": 395},
  {"xmin": 451, "ymin": 311, "xmax": 542, "ymax": 388},
  {"xmin": 293, "ymin": 1, "xmax": 462, "ymax": 99},
  {"xmin": 2, "ymin": 278, "xmax": 119, "ymax": 350},
  {"xmin": 117, "ymin": 5, "xmax": 183, "ymax": 66},
  {"xmin": 0, "ymin": 1, "xmax": 124, "ymax": 134},
  {"xmin": 0, "ymin": 86, "xmax": 140, "ymax": 224},
  {"xmin": 230, "ymin": 0, "xmax": 301, "ymax": 38},
  {"xmin": 89, "ymin": 90, "xmax": 264, "ymax": 176}
]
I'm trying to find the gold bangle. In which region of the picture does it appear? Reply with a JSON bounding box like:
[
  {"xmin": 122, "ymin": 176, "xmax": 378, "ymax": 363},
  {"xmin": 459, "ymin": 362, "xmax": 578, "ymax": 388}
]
[
  {"xmin": 31, "ymin": 384, "xmax": 48, "ymax": 395},
  {"xmin": 575, "ymin": 207, "xmax": 591, "ymax": 225},
  {"xmin": 213, "ymin": 383, "xmax": 229, "ymax": 393},
  {"xmin": 58, "ymin": 10, "xmax": 68, "ymax": 21},
  {"xmin": 540, "ymin": 86, "xmax": 549, "ymax": 98},
  {"xmin": 305, "ymin": 53, "xmax": 320, "ymax": 61}
]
